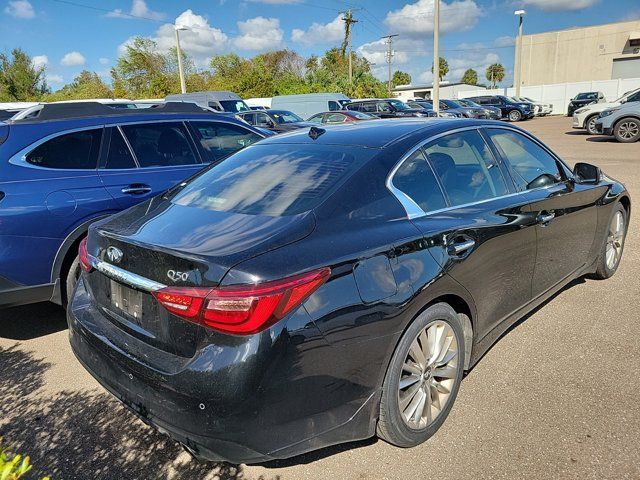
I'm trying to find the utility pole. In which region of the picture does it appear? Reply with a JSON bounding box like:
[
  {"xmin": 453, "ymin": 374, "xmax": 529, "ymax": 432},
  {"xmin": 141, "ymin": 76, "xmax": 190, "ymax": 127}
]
[
  {"xmin": 175, "ymin": 25, "xmax": 188, "ymax": 94},
  {"xmin": 432, "ymin": 0, "xmax": 440, "ymax": 115},
  {"xmin": 342, "ymin": 9, "xmax": 360, "ymax": 85},
  {"xmin": 514, "ymin": 10, "xmax": 526, "ymax": 97},
  {"xmin": 382, "ymin": 34, "xmax": 399, "ymax": 96}
]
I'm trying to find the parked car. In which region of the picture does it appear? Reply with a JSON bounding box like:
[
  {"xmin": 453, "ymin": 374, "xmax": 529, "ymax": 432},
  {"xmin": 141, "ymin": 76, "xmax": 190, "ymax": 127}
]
[
  {"xmin": 69, "ymin": 118, "xmax": 629, "ymax": 464},
  {"xmin": 307, "ymin": 110, "xmax": 376, "ymax": 124},
  {"xmin": 567, "ymin": 91, "xmax": 605, "ymax": 116},
  {"xmin": 573, "ymin": 88, "xmax": 640, "ymax": 135},
  {"xmin": 271, "ymin": 93, "xmax": 350, "ymax": 120},
  {"xmin": 0, "ymin": 101, "xmax": 268, "ymax": 309},
  {"xmin": 513, "ymin": 96, "xmax": 552, "ymax": 116},
  {"xmin": 166, "ymin": 91, "xmax": 252, "ymax": 114},
  {"xmin": 249, "ymin": 106, "xmax": 268, "ymax": 111},
  {"xmin": 0, "ymin": 102, "xmax": 39, "ymax": 120},
  {"xmin": 466, "ymin": 95, "xmax": 535, "ymax": 121},
  {"xmin": 456, "ymin": 98, "xmax": 501, "ymax": 120},
  {"xmin": 345, "ymin": 98, "xmax": 431, "ymax": 118},
  {"xmin": 594, "ymin": 101, "xmax": 640, "ymax": 143},
  {"xmin": 236, "ymin": 109, "xmax": 316, "ymax": 133},
  {"xmin": 405, "ymin": 100, "xmax": 448, "ymax": 117}
]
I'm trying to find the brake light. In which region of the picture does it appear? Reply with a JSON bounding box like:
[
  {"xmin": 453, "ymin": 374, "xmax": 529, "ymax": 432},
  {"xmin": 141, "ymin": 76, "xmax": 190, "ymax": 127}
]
[
  {"xmin": 152, "ymin": 268, "xmax": 330, "ymax": 335},
  {"xmin": 78, "ymin": 237, "xmax": 93, "ymax": 272}
]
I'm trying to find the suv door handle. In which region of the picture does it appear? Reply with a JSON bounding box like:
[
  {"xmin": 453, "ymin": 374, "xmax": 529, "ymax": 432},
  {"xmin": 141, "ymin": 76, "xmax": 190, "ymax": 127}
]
[
  {"xmin": 537, "ymin": 211, "xmax": 555, "ymax": 226},
  {"xmin": 121, "ymin": 184, "xmax": 152, "ymax": 195},
  {"xmin": 447, "ymin": 238, "xmax": 475, "ymax": 256}
]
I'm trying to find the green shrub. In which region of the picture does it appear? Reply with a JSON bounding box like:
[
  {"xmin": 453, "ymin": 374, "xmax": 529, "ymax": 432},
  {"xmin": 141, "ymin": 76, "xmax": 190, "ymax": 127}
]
[{"xmin": 0, "ymin": 440, "xmax": 50, "ymax": 480}]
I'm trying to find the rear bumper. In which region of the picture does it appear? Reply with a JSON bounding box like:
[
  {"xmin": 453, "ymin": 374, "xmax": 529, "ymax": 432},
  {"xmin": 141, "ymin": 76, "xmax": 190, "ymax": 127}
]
[{"xmin": 67, "ymin": 278, "xmax": 378, "ymax": 464}]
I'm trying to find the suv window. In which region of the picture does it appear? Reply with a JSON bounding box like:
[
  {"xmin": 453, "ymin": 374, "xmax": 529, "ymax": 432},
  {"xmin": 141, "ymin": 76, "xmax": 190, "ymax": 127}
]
[
  {"xmin": 392, "ymin": 149, "xmax": 447, "ymax": 213},
  {"xmin": 26, "ymin": 129, "xmax": 102, "ymax": 169},
  {"xmin": 424, "ymin": 130, "xmax": 509, "ymax": 206},
  {"xmin": 362, "ymin": 102, "xmax": 377, "ymax": 113},
  {"xmin": 190, "ymin": 121, "xmax": 262, "ymax": 162},
  {"xmin": 626, "ymin": 90, "xmax": 640, "ymax": 102},
  {"xmin": 377, "ymin": 102, "xmax": 393, "ymax": 113},
  {"xmin": 121, "ymin": 122, "xmax": 198, "ymax": 168},
  {"xmin": 103, "ymin": 128, "xmax": 136, "ymax": 169},
  {"xmin": 255, "ymin": 113, "xmax": 272, "ymax": 127},
  {"xmin": 486, "ymin": 128, "xmax": 562, "ymax": 190},
  {"xmin": 328, "ymin": 101, "xmax": 341, "ymax": 111}
]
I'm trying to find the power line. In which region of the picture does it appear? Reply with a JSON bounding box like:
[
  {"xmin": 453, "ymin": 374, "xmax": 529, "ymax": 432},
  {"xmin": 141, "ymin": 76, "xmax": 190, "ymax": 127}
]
[{"xmin": 381, "ymin": 34, "xmax": 399, "ymax": 95}]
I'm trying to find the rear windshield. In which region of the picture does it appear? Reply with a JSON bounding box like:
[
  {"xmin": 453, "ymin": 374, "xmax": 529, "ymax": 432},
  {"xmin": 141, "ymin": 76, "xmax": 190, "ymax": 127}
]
[
  {"xmin": 171, "ymin": 143, "xmax": 375, "ymax": 216},
  {"xmin": 219, "ymin": 100, "xmax": 251, "ymax": 113}
]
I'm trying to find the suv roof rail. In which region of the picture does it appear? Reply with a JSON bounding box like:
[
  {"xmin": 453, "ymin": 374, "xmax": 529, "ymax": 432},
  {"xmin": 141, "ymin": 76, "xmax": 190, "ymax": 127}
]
[{"xmin": 10, "ymin": 101, "xmax": 212, "ymax": 123}]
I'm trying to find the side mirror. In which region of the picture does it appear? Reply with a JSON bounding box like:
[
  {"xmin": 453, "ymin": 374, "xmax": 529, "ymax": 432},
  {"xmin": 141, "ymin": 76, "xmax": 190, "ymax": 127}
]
[
  {"xmin": 526, "ymin": 173, "xmax": 557, "ymax": 190},
  {"xmin": 573, "ymin": 162, "xmax": 601, "ymax": 184}
]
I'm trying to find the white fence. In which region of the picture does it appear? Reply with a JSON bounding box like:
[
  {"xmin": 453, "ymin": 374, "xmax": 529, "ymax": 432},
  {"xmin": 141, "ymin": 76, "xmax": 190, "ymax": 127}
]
[{"xmin": 456, "ymin": 77, "xmax": 640, "ymax": 115}]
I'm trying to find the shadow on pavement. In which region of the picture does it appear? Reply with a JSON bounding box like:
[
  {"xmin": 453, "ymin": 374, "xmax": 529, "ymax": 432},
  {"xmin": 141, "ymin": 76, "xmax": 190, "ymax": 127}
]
[
  {"xmin": 0, "ymin": 345, "xmax": 279, "ymax": 480},
  {"xmin": 586, "ymin": 136, "xmax": 617, "ymax": 143},
  {"xmin": 0, "ymin": 302, "xmax": 67, "ymax": 340}
]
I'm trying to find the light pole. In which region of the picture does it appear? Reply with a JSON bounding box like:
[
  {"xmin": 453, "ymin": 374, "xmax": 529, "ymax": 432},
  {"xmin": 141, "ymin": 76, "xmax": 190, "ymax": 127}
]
[
  {"xmin": 514, "ymin": 10, "xmax": 526, "ymax": 97},
  {"xmin": 175, "ymin": 25, "xmax": 188, "ymax": 94},
  {"xmin": 432, "ymin": 0, "xmax": 440, "ymax": 115}
]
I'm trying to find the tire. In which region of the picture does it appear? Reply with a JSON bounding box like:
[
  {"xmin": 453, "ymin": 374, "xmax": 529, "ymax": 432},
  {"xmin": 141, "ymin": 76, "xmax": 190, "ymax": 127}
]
[
  {"xmin": 508, "ymin": 109, "xmax": 522, "ymax": 122},
  {"xmin": 64, "ymin": 255, "xmax": 82, "ymax": 308},
  {"xmin": 591, "ymin": 203, "xmax": 627, "ymax": 280},
  {"xmin": 613, "ymin": 117, "xmax": 640, "ymax": 143},
  {"xmin": 377, "ymin": 303, "xmax": 465, "ymax": 448},
  {"xmin": 585, "ymin": 114, "xmax": 599, "ymax": 135}
]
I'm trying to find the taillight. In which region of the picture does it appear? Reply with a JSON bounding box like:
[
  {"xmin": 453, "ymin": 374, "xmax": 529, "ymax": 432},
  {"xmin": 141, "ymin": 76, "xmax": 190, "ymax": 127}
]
[
  {"xmin": 78, "ymin": 237, "xmax": 93, "ymax": 272},
  {"xmin": 152, "ymin": 267, "xmax": 330, "ymax": 335}
]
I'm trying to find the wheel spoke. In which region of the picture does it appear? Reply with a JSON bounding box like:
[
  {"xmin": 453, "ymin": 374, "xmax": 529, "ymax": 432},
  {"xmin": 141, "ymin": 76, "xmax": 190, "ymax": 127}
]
[
  {"xmin": 409, "ymin": 339, "xmax": 426, "ymax": 369},
  {"xmin": 413, "ymin": 389, "xmax": 427, "ymax": 424},
  {"xmin": 433, "ymin": 365, "xmax": 457, "ymax": 379},
  {"xmin": 399, "ymin": 374, "xmax": 421, "ymax": 389},
  {"xmin": 437, "ymin": 349, "xmax": 457, "ymax": 366},
  {"xmin": 419, "ymin": 329, "xmax": 430, "ymax": 362},
  {"xmin": 399, "ymin": 382, "xmax": 421, "ymax": 410},
  {"xmin": 404, "ymin": 388, "xmax": 425, "ymax": 422},
  {"xmin": 430, "ymin": 383, "xmax": 442, "ymax": 411},
  {"xmin": 433, "ymin": 379, "xmax": 451, "ymax": 394},
  {"xmin": 402, "ymin": 361, "xmax": 422, "ymax": 376},
  {"xmin": 435, "ymin": 334, "xmax": 453, "ymax": 364}
]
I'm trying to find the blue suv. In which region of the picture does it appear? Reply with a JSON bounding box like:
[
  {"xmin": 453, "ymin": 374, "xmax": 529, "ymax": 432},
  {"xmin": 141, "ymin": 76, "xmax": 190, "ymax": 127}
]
[{"xmin": 0, "ymin": 101, "xmax": 267, "ymax": 308}]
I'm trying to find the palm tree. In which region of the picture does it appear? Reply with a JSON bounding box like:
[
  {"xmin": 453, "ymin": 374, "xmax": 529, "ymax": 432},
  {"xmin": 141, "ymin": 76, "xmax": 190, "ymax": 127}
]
[{"xmin": 485, "ymin": 63, "xmax": 505, "ymax": 88}]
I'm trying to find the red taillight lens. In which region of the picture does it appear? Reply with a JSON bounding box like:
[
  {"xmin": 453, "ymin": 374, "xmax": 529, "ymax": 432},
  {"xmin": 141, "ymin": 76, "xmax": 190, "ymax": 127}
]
[
  {"xmin": 152, "ymin": 268, "xmax": 330, "ymax": 335},
  {"xmin": 78, "ymin": 237, "xmax": 93, "ymax": 272}
]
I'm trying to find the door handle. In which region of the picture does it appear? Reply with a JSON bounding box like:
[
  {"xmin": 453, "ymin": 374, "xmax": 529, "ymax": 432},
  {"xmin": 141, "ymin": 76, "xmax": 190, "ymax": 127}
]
[
  {"xmin": 121, "ymin": 185, "xmax": 152, "ymax": 195},
  {"xmin": 537, "ymin": 211, "xmax": 555, "ymax": 226},
  {"xmin": 447, "ymin": 238, "xmax": 475, "ymax": 256}
]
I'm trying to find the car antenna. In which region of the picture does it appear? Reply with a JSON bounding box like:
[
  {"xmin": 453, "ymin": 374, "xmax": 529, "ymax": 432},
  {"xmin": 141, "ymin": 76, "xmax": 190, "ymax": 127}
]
[{"xmin": 308, "ymin": 126, "xmax": 325, "ymax": 140}]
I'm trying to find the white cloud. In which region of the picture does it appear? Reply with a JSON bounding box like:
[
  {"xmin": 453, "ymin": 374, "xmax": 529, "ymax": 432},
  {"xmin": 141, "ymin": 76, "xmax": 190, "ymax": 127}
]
[
  {"xmin": 99, "ymin": 57, "xmax": 110, "ymax": 65},
  {"xmin": 418, "ymin": 70, "xmax": 434, "ymax": 84},
  {"xmin": 107, "ymin": 0, "xmax": 165, "ymax": 20},
  {"xmin": 357, "ymin": 38, "xmax": 422, "ymax": 66},
  {"xmin": 494, "ymin": 36, "xmax": 515, "ymax": 47},
  {"xmin": 31, "ymin": 55, "xmax": 48, "ymax": 69},
  {"xmin": 520, "ymin": 0, "xmax": 598, "ymax": 11},
  {"xmin": 60, "ymin": 51, "xmax": 86, "ymax": 66},
  {"xmin": 233, "ymin": 16, "xmax": 283, "ymax": 51},
  {"xmin": 291, "ymin": 14, "xmax": 344, "ymax": 46},
  {"xmin": 48, "ymin": 74, "xmax": 64, "ymax": 84},
  {"xmin": 385, "ymin": 0, "xmax": 481, "ymax": 37},
  {"xmin": 4, "ymin": 0, "xmax": 35, "ymax": 18}
]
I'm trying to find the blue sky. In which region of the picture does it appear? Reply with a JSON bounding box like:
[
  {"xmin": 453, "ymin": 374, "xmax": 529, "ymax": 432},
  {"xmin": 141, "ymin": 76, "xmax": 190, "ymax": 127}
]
[{"xmin": 1, "ymin": 0, "xmax": 638, "ymax": 89}]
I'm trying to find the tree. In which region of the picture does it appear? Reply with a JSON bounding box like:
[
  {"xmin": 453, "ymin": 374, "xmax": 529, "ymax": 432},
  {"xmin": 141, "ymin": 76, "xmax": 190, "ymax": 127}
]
[
  {"xmin": 431, "ymin": 56, "xmax": 449, "ymax": 81},
  {"xmin": 461, "ymin": 68, "xmax": 478, "ymax": 85},
  {"xmin": 44, "ymin": 71, "xmax": 113, "ymax": 101},
  {"xmin": 485, "ymin": 63, "xmax": 505, "ymax": 88},
  {"xmin": 392, "ymin": 70, "xmax": 411, "ymax": 87},
  {"xmin": 0, "ymin": 48, "xmax": 49, "ymax": 101}
]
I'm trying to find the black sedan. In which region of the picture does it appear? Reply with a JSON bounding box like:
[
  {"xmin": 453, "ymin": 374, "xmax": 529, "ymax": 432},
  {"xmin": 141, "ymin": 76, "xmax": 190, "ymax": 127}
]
[
  {"xmin": 237, "ymin": 109, "xmax": 316, "ymax": 133},
  {"xmin": 567, "ymin": 91, "xmax": 605, "ymax": 116},
  {"xmin": 69, "ymin": 119, "xmax": 630, "ymax": 464}
]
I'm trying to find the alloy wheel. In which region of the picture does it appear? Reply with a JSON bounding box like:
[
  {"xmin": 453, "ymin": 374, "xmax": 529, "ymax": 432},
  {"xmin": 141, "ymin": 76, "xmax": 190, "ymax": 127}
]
[
  {"xmin": 509, "ymin": 110, "xmax": 521, "ymax": 121},
  {"xmin": 606, "ymin": 211, "xmax": 625, "ymax": 270},
  {"xmin": 587, "ymin": 116, "xmax": 597, "ymax": 135},
  {"xmin": 617, "ymin": 121, "xmax": 639, "ymax": 140},
  {"xmin": 398, "ymin": 320, "xmax": 459, "ymax": 430}
]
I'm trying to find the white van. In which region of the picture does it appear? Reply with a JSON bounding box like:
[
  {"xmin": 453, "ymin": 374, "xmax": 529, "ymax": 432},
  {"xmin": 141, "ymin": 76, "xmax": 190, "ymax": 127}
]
[
  {"xmin": 165, "ymin": 91, "xmax": 251, "ymax": 113},
  {"xmin": 270, "ymin": 93, "xmax": 350, "ymax": 120}
]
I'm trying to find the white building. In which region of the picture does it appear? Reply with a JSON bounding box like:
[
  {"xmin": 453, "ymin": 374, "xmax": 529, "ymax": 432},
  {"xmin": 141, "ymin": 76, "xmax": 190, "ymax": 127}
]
[{"xmin": 392, "ymin": 82, "xmax": 480, "ymax": 101}]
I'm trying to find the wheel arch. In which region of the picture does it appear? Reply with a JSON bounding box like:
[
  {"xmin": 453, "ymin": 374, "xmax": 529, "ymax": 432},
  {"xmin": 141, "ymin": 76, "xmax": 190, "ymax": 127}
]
[
  {"xmin": 619, "ymin": 194, "xmax": 631, "ymax": 217},
  {"xmin": 613, "ymin": 114, "xmax": 640, "ymax": 132}
]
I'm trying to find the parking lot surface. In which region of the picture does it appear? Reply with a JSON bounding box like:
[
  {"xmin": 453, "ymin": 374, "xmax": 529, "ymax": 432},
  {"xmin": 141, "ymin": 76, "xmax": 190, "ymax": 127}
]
[{"xmin": 1, "ymin": 115, "xmax": 639, "ymax": 480}]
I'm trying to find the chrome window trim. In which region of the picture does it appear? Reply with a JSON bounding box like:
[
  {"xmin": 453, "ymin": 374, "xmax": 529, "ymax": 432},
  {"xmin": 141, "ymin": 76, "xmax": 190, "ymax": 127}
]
[
  {"xmin": 386, "ymin": 125, "xmax": 563, "ymax": 220},
  {"xmin": 88, "ymin": 255, "xmax": 166, "ymax": 292},
  {"xmin": 115, "ymin": 124, "xmax": 140, "ymax": 168}
]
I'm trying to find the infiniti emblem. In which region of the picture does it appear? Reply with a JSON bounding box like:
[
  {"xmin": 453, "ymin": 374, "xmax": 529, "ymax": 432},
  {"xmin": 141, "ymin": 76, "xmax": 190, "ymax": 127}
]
[{"xmin": 106, "ymin": 246, "xmax": 123, "ymax": 264}]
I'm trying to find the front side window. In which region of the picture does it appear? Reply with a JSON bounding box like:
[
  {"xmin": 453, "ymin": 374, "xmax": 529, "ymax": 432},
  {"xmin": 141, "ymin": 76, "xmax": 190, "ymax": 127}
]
[
  {"xmin": 377, "ymin": 102, "xmax": 393, "ymax": 113},
  {"xmin": 424, "ymin": 130, "xmax": 509, "ymax": 207},
  {"xmin": 325, "ymin": 113, "xmax": 346, "ymax": 123},
  {"xmin": 255, "ymin": 113, "xmax": 272, "ymax": 127},
  {"xmin": 392, "ymin": 149, "xmax": 447, "ymax": 213},
  {"xmin": 190, "ymin": 121, "xmax": 262, "ymax": 162},
  {"xmin": 485, "ymin": 128, "xmax": 562, "ymax": 190},
  {"xmin": 362, "ymin": 103, "xmax": 377, "ymax": 113},
  {"xmin": 121, "ymin": 122, "xmax": 198, "ymax": 168},
  {"xmin": 26, "ymin": 129, "xmax": 102, "ymax": 169}
]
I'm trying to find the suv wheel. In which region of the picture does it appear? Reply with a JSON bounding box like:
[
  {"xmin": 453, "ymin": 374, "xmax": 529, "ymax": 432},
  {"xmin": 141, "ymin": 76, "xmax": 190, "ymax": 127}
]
[
  {"xmin": 508, "ymin": 109, "xmax": 522, "ymax": 122},
  {"xmin": 613, "ymin": 117, "xmax": 640, "ymax": 143},
  {"xmin": 377, "ymin": 303, "xmax": 465, "ymax": 448},
  {"xmin": 585, "ymin": 114, "xmax": 599, "ymax": 135}
]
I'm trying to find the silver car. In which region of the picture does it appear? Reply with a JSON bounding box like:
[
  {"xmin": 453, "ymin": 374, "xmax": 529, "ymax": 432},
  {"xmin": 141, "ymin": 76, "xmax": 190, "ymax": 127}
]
[{"xmin": 594, "ymin": 101, "xmax": 640, "ymax": 143}]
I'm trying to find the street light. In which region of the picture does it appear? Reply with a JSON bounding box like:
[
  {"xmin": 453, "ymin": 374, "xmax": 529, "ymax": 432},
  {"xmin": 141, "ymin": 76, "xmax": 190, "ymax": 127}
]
[
  {"xmin": 175, "ymin": 25, "xmax": 189, "ymax": 94},
  {"xmin": 514, "ymin": 9, "xmax": 526, "ymax": 97},
  {"xmin": 432, "ymin": 0, "xmax": 440, "ymax": 115}
]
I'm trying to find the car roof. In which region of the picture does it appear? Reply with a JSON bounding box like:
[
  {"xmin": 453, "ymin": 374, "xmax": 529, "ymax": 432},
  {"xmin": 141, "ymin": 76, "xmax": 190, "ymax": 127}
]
[{"xmin": 256, "ymin": 118, "xmax": 500, "ymax": 148}]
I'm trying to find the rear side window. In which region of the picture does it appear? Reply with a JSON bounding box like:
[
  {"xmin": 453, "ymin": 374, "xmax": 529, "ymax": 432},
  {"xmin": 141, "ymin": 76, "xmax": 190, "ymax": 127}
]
[
  {"xmin": 328, "ymin": 101, "xmax": 341, "ymax": 111},
  {"xmin": 171, "ymin": 144, "xmax": 374, "ymax": 216},
  {"xmin": 190, "ymin": 121, "xmax": 262, "ymax": 162},
  {"xmin": 26, "ymin": 129, "xmax": 102, "ymax": 169},
  {"xmin": 103, "ymin": 128, "xmax": 136, "ymax": 169},
  {"xmin": 392, "ymin": 149, "xmax": 447, "ymax": 213},
  {"xmin": 325, "ymin": 113, "xmax": 346, "ymax": 123},
  {"xmin": 121, "ymin": 122, "xmax": 198, "ymax": 168}
]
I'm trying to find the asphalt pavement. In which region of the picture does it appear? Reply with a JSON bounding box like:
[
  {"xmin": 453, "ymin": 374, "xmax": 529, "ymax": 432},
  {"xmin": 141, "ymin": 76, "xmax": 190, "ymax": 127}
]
[{"xmin": 1, "ymin": 115, "xmax": 638, "ymax": 480}]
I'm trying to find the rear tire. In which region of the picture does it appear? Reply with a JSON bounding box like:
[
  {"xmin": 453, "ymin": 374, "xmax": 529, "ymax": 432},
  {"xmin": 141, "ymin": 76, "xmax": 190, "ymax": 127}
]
[
  {"xmin": 508, "ymin": 110, "xmax": 522, "ymax": 122},
  {"xmin": 585, "ymin": 114, "xmax": 599, "ymax": 135},
  {"xmin": 613, "ymin": 117, "xmax": 640, "ymax": 143},
  {"xmin": 64, "ymin": 255, "xmax": 82, "ymax": 308},
  {"xmin": 591, "ymin": 203, "xmax": 627, "ymax": 280},
  {"xmin": 377, "ymin": 303, "xmax": 465, "ymax": 448}
]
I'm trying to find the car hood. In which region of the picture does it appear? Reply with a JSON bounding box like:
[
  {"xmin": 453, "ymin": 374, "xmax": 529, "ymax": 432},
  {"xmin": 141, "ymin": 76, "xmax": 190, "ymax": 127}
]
[{"xmin": 577, "ymin": 101, "xmax": 619, "ymax": 114}]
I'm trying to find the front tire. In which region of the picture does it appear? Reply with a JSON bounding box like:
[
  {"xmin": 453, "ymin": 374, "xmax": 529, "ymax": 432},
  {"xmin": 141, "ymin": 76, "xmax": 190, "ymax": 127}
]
[
  {"xmin": 613, "ymin": 117, "xmax": 640, "ymax": 143},
  {"xmin": 585, "ymin": 114, "xmax": 599, "ymax": 135},
  {"xmin": 508, "ymin": 109, "xmax": 522, "ymax": 122},
  {"xmin": 377, "ymin": 303, "xmax": 465, "ymax": 448},
  {"xmin": 591, "ymin": 203, "xmax": 627, "ymax": 280}
]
